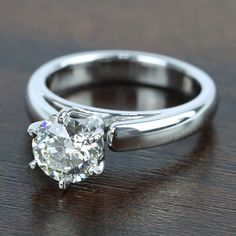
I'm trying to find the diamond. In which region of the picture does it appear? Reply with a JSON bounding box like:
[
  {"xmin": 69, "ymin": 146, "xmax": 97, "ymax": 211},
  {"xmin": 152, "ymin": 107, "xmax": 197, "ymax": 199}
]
[{"xmin": 28, "ymin": 112, "xmax": 105, "ymax": 188}]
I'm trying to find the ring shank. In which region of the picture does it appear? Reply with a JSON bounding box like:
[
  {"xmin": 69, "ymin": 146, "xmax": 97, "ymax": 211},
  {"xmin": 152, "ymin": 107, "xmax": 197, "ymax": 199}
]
[{"xmin": 26, "ymin": 50, "xmax": 217, "ymax": 151}]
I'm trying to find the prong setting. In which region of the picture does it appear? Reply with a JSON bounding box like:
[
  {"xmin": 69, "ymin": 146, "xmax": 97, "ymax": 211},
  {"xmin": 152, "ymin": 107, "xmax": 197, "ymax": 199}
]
[
  {"xmin": 59, "ymin": 179, "xmax": 70, "ymax": 190},
  {"xmin": 88, "ymin": 160, "xmax": 105, "ymax": 176},
  {"xmin": 27, "ymin": 109, "xmax": 105, "ymax": 189},
  {"xmin": 29, "ymin": 159, "xmax": 37, "ymax": 169},
  {"xmin": 27, "ymin": 121, "xmax": 42, "ymax": 137}
]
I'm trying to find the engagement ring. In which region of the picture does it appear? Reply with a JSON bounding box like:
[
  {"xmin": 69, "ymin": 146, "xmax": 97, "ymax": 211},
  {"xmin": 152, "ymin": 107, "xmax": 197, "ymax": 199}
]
[{"xmin": 26, "ymin": 50, "xmax": 217, "ymax": 189}]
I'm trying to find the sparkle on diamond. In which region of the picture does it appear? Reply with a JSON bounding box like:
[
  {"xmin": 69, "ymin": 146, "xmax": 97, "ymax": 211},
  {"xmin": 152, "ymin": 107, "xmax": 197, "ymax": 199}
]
[{"xmin": 32, "ymin": 115, "xmax": 104, "ymax": 183}]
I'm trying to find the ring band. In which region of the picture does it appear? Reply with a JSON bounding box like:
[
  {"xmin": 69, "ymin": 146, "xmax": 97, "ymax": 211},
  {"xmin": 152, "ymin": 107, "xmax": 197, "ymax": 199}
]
[{"xmin": 26, "ymin": 50, "xmax": 217, "ymax": 189}]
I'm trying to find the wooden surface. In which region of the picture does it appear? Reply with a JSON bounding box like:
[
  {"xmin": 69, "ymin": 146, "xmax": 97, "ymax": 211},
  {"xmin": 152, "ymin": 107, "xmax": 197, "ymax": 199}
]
[{"xmin": 0, "ymin": 1, "xmax": 236, "ymax": 235}]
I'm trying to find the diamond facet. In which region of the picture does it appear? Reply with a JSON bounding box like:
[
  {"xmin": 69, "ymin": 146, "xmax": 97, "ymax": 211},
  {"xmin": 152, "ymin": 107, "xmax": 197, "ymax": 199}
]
[{"xmin": 29, "ymin": 113, "xmax": 105, "ymax": 187}]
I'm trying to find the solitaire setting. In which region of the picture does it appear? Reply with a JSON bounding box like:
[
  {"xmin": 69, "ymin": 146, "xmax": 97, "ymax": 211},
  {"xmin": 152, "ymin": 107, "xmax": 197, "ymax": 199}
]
[
  {"xmin": 26, "ymin": 50, "xmax": 217, "ymax": 189},
  {"xmin": 28, "ymin": 109, "xmax": 105, "ymax": 189}
]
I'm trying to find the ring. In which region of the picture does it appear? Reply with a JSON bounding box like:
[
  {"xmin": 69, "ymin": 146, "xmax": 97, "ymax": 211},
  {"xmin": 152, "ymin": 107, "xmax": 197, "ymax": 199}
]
[{"xmin": 26, "ymin": 50, "xmax": 217, "ymax": 189}]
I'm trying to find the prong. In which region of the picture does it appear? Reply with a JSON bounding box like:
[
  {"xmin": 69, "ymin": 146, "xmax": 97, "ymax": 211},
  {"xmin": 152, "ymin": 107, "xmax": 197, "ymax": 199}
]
[
  {"xmin": 89, "ymin": 160, "xmax": 105, "ymax": 176},
  {"xmin": 59, "ymin": 179, "xmax": 70, "ymax": 190},
  {"xmin": 87, "ymin": 115, "xmax": 105, "ymax": 130},
  {"xmin": 29, "ymin": 159, "xmax": 37, "ymax": 169},
  {"xmin": 27, "ymin": 121, "xmax": 43, "ymax": 137},
  {"xmin": 57, "ymin": 108, "xmax": 73, "ymax": 124}
]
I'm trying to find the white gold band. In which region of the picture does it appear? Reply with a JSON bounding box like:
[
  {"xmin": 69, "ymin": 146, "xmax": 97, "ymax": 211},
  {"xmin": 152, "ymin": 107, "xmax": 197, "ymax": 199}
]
[{"xmin": 26, "ymin": 50, "xmax": 217, "ymax": 151}]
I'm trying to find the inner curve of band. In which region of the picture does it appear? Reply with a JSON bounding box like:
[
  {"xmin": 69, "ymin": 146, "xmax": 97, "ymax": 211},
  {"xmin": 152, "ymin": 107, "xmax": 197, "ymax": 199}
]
[{"xmin": 46, "ymin": 56, "xmax": 201, "ymax": 107}]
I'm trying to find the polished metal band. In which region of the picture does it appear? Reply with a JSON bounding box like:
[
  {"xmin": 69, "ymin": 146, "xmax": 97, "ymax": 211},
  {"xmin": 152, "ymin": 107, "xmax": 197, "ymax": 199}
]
[{"xmin": 26, "ymin": 50, "xmax": 217, "ymax": 151}]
